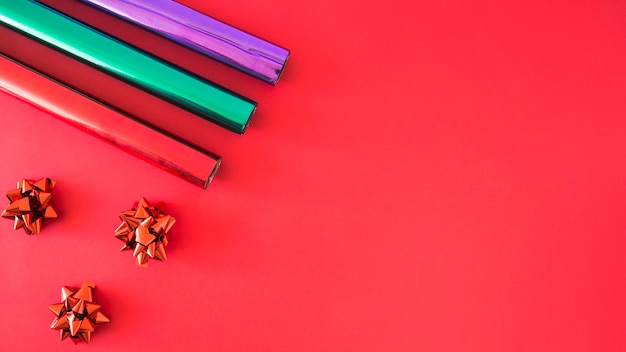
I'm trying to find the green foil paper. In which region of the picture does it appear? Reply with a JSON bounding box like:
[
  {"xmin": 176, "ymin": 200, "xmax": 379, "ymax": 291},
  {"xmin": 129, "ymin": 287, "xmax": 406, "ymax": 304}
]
[{"xmin": 0, "ymin": 0, "xmax": 256, "ymax": 134}]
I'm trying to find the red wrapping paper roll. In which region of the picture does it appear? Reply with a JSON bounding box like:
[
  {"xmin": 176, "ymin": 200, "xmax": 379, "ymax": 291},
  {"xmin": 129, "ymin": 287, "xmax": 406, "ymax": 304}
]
[{"xmin": 0, "ymin": 54, "xmax": 221, "ymax": 188}]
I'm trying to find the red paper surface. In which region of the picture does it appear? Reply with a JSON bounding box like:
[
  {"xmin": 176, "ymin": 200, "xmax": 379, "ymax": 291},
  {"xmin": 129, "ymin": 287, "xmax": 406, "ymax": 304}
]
[{"xmin": 2, "ymin": 0, "xmax": 626, "ymax": 350}]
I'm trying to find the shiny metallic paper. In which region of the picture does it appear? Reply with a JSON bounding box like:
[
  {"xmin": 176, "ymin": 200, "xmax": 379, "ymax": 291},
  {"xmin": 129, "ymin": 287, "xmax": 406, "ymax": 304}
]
[
  {"xmin": 1, "ymin": 178, "xmax": 57, "ymax": 234},
  {"xmin": 49, "ymin": 281, "xmax": 110, "ymax": 344},
  {"xmin": 0, "ymin": 54, "xmax": 221, "ymax": 189},
  {"xmin": 79, "ymin": 0, "xmax": 290, "ymax": 85},
  {"xmin": 115, "ymin": 197, "xmax": 176, "ymax": 267},
  {"xmin": 0, "ymin": 0, "xmax": 257, "ymax": 134}
]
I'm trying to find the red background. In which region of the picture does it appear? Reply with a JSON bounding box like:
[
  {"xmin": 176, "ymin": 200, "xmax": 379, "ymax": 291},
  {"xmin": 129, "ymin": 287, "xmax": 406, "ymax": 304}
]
[{"xmin": 2, "ymin": 0, "xmax": 626, "ymax": 350}]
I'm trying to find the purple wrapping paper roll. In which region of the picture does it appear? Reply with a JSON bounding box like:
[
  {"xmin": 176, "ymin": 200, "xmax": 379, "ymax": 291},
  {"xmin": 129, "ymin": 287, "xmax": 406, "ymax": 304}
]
[{"xmin": 79, "ymin": 0, "xmax": 290, "ymax": 85}]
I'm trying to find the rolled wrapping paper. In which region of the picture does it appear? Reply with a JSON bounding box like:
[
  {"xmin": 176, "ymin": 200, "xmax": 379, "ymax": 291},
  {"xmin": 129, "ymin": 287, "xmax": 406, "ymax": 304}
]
[
  {"xmin": 0, "ymin": 54, "xmax": 221, "ymax": 189},
  {"xmin": 36, "ymin": 0, "xmax": 238, "ymax": 90},
  {"xmin": 77, "ymin": 0, "xmax": 290, "ymax": 85},
  {"xmin": 0, "ymin": 0, "xmax": 256, "ymax": 134},
  {"xmin": 0, "ymin": 23, "xmax": 223, "ymax": 160}
]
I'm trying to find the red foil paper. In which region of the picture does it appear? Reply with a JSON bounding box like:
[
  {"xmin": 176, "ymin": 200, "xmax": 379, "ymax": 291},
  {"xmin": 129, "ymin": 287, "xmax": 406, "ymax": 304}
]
[
  {"xmin": 49, "ymin": 281, "xmax": 110, "ymax": 344},
  {"xmin": 1, "ymin": 178, "xmax": 57, "ymax": 234},
  {"xmin": 115, "ymin": 197, "xmax": 176, "ymax": 267},
  {"xmin": 0, "ymin": 54, "xmax": 220, "ymax": 188}
]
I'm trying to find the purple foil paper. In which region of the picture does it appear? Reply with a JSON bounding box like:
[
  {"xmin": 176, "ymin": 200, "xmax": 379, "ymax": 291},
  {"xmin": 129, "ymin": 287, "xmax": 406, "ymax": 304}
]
[{"xmin": 79, "ymin": 0, "xmax": 290, "ymax": 85}]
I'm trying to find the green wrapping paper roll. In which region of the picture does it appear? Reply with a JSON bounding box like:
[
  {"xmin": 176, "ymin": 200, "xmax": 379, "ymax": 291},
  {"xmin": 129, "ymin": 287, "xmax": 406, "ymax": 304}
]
[{"xmin": 0, "ymin": 0, "xmax": 256, "ymax": 134}]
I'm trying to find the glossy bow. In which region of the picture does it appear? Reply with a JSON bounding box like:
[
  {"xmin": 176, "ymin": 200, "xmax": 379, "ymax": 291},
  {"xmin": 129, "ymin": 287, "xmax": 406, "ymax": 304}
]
[
  {"xmin": 49, "ymin": 281, "xmax": 110, "ymax": 344},
  {"xmin": 1, "ymin": 178, "xmax": 57, "ymax": 234},
  {"xmin": 115, "ymin": 197, "xmax": 176, "ymax": 267}
]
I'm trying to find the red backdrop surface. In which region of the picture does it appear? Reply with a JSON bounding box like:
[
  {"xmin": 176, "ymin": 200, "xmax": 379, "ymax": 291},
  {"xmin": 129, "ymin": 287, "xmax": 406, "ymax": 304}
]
[{"xmin": 1, "ymin": 0, "xmax": 626, "ymax": 351}]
